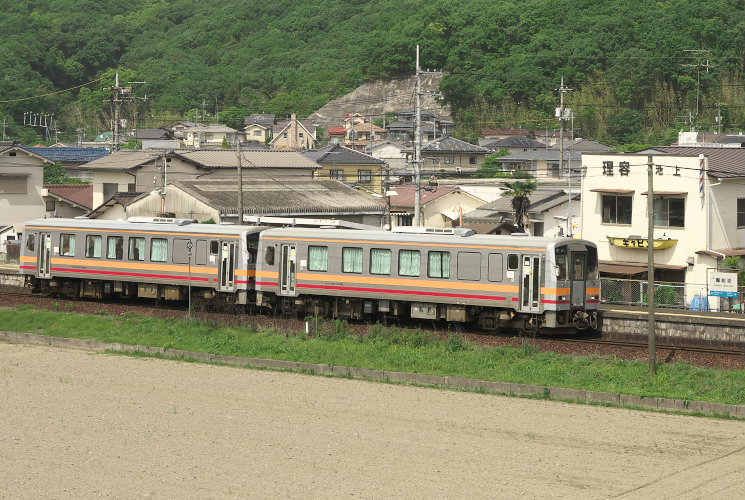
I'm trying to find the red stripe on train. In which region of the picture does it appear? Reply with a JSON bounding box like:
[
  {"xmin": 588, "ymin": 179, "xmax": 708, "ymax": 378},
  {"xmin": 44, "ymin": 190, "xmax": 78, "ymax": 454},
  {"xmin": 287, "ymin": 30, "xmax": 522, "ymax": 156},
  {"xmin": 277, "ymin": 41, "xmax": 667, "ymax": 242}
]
[
  {"xmin": 296, "ymin": 283, "xmax": 509, "ymax": 301},
  {"xmin": 50, "ymin": 267, "xmax": 211, "ymax": 282}
]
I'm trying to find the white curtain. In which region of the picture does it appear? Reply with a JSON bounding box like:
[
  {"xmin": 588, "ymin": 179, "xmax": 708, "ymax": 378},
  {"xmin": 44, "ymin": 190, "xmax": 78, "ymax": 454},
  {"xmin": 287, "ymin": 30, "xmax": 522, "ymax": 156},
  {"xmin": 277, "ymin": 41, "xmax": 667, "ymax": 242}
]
[
  {"xmin": 370, "ymin": 249, "xmax": 391, "ymax": 275},
  {"xmin": 399, "ymin": 250, "xmax": 420, "ymax": 276},
  {"xmin": 342, "ymin": 247, "xmax": 363, "ymax": 273},
  {"xmin": 86, "ymin": 235, "xmax": 102, "ymax": 258},
  {"xmin": 129, "ymin": 237, "xmax": 145, "ymax": 261},
  {"xmin": 428, "ymin": 251, "xmax": 450, "ymax": 278},
  {"xmin": 151, "ymin": 238, "xmax": 168, "ymax": 262},
  {"xmin": 107, "ymin": 237, "xmax": 122, "ymax": 259},
  {"xmin": 308, "ymin": 246, "xmax": 328, "ymax": 271}
]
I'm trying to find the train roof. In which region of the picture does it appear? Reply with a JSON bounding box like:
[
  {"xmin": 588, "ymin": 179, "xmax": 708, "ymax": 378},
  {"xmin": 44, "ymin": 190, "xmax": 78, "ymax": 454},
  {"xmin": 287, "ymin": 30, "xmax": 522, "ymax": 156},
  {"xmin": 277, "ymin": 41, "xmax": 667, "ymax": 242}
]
[
  {"xmin": 260, "ymin": 227, "xmax": 594, "ymax": 249},
  {"xmin": 22, "ymin": 218, "xmax": 262, "ymax": 236}
]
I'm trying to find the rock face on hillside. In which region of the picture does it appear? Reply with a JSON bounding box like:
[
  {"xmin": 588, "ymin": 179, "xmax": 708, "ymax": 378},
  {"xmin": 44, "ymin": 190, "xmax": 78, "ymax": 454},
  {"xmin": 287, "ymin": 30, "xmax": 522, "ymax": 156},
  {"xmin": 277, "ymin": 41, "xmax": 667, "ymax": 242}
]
[{"xmin": 309, "ymin": 75, "xmax": 451, "ymax": 128}]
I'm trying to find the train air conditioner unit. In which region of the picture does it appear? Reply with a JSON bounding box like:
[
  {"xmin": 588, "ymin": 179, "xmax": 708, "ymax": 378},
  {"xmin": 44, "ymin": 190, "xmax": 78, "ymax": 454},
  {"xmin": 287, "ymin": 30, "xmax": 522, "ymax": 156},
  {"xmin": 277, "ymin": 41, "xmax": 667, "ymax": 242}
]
[
  {"xmin": 126, "ymin": 216, "xmax": 196, "ymax": 226},
  {"xmin": 392, "ymin": 227, "xmax": 475, "ymax": 237}
]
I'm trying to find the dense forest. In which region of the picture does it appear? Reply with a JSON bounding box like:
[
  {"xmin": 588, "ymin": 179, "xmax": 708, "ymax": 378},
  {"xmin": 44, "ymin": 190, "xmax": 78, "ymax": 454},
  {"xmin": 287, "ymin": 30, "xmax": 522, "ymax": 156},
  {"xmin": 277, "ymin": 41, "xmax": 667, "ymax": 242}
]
[{"xmin": 1, "ymin": 0, "xmax": 743, "ymax": 145}]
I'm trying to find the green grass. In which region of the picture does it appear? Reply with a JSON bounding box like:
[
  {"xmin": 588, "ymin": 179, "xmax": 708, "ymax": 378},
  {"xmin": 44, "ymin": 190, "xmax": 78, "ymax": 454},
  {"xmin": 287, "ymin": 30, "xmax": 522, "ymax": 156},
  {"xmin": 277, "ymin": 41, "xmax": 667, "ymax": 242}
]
[{"xmin": 1, "ymin": 307, "xmax": 743, "ymax": 405}]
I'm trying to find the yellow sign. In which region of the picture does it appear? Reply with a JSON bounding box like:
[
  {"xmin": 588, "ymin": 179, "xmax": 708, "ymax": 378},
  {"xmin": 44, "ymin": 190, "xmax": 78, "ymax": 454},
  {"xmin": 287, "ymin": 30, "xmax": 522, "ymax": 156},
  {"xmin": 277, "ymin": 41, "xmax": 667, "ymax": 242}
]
[{"xmin": 606, "ymin": 236, "xmax": 677, "ymax": 250}]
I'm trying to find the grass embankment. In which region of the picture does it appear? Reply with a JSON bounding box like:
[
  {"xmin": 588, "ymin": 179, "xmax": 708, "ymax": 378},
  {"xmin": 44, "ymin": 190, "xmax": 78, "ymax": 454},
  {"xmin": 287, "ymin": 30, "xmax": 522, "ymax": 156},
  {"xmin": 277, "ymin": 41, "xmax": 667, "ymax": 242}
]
[{"xmin": 2, "ymin": 306, "xmax": 743, "ymax": 405}]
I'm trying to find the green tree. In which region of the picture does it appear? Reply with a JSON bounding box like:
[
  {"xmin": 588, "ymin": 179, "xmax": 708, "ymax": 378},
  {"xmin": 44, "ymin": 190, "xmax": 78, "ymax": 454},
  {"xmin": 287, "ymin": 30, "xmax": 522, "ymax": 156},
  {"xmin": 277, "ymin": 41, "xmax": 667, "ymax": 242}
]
[
  {"xmin": 500, "ymin": 177, "xmax": 538, "ymax": 232},
  {"xmin": 44, "ymin": 165, "xmax": 88, "ymax": 185},
  {"xmin": 477, "ymin": 150, "xmax": 510, "ymax": 178}
]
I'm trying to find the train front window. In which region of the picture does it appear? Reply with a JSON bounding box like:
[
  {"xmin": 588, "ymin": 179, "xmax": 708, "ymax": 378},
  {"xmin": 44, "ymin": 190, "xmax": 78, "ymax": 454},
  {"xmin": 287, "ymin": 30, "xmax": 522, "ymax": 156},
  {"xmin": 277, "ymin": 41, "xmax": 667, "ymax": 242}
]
[
  {"xmin": 587, "ymin": 248, "xmax": 599, "ymax": 280},
  {"xmin": 555, "ymin": 248, "xmax": 568, "ymax": 281},
  {"xmin": 572, "ymin": 254, "xmax": 586, "ymax": 280}
]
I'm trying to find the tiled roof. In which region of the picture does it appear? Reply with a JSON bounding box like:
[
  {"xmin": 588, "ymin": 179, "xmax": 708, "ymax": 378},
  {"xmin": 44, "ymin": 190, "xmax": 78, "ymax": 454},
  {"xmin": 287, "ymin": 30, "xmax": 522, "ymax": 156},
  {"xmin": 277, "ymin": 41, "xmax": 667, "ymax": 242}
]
[
  {"xmin": 483, "ymin": 137, "xmax": 547, "ymax": 149},
  {"xmin": 79, "ymin": 150, "xmax": 158, "ymax": 170},
  {"xmin": 327, "ymin": 127, "xmax": 346, "ymax": 135},
  {"xmin": 637, "ymin": 146, "xmax": 745, "ymax": 178},
  {"xmin": 350, "ymin": 122, "xmax": 386, "ymax": 133},
  {"xmin": 481, "ymin": 128, "xmax": 529, "ymax": 137},
  {"xmin": 302, "ymin": 143, "xmax": 385, "ymax": 165},
  {"xmin": 715, "ymin": 134, "xmax": 745, "ymax": 144},
  {"xmin": 86, "ymin": 191, "xmax": 148, "ymax": 218},
  {"xmin": 134, "ymin": 128, "xmax": 174, "ymax": 140},
  {"xmin": 272, "ymin": 119, "xmax": 317, "ymax": 134},
  {"xmin": 403, "ymin": 136, "xmax": 489, "ymax": 154},
  {"xmin": 477, "ymin": 189, "xmax": 566, "ymax": 214},
  {"xmin": 388, "ymin": 183, "xmax": 460, "ymax": 208},
  {"xmin": 24, "ymin": 146, "xmax": 110, "ymax": 163},
  {"xmin": 244, "ymin": 114, "xmax": 275, "ymax": 126},
  {"xmin": 174, "ymin": 179, "xmax": 385, "ymax": 215},
  {"xmin": 176, "ymin": 149, "xmax": 320, "ymax": 169},
  {"xmin": 44, "ymin": 184, "xmax": 93, "ymax": 210},
  {"xmin": 461, "ymin": 220, "xmax": 519, "ymax": 234},
  {"xmin": 499, "ymin": 150, "xmax": 581, "ymax": 161}
]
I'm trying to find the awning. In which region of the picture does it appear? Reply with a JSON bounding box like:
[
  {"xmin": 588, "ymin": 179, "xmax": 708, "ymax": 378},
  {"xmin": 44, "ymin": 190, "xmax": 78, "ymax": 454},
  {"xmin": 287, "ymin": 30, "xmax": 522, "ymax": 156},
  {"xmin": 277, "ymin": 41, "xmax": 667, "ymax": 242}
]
[
  {"xmin": 641, "ymin": 191, "xmax": 687, "ymax": 196},
  {"xmin": 590, "ymin": 188, "xmax": 634, "ymax": 194},
  {"xmin": 441, "ymin": 210, "xmax": 459, "ymax": 220},
  {"xmin": 599, "ymin": 260, "xmax": 686, "ymax": 276}
]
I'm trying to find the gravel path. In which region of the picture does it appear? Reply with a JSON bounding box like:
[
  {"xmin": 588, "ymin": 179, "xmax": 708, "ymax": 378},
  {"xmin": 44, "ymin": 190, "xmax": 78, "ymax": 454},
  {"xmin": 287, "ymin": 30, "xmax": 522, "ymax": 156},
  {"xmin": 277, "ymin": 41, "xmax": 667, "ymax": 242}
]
[{"xmin": 1, "ymin": 342, "xmax": 742, "ymax": 499}]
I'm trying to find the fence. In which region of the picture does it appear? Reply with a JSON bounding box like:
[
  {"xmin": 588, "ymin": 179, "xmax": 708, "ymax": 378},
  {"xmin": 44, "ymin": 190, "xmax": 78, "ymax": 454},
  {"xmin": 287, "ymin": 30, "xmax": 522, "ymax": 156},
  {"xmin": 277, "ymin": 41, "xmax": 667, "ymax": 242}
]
[
  {"xmin": 600, "ymin": 277, "xmax": 744, "ymax": 313},
  {"xmin": 0, "ymin": 240, "xmax": 20, "ymax": 265}
]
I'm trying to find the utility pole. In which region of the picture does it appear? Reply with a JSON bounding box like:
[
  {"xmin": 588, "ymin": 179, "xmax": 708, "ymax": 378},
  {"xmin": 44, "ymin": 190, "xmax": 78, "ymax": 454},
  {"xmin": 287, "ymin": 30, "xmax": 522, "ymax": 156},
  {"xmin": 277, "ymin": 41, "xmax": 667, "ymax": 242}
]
[
  {"xmin": 413, "ymin": 46, "xmax": 443, "ymax": 227},
  {"xmin": 237, "ymin": 139, "xmax": 244, "ymax": 225},
  {"xmin": 556, "ymin": 77, "xmax": 573, "ymax": 235},
  {"xmin": 106, "ymin": 71, "xmax": 144, "ymax": 150},
  {"xmin": 647, "ymin": 155, "xmax": 656, "ymax": 374},
  {"xmin": 682, "ymin": 49, "xmax": 714, "ymax": 127},
  {"xmin": 715, "ymin": 104, "xmax": 723, "ymax": 134}
]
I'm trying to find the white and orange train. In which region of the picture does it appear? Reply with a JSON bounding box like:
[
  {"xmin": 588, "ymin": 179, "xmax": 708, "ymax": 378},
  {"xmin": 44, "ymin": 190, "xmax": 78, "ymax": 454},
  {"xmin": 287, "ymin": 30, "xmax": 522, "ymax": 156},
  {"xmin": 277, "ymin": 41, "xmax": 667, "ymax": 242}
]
[{"xmin": 20, "ymin": 218, "xmax": 601, "ymax": 333}]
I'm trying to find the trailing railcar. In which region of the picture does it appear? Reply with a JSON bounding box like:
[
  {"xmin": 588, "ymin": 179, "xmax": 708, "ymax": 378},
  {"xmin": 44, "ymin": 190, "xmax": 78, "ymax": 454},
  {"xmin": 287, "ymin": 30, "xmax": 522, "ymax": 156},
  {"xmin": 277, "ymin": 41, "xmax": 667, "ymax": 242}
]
[
  {"xmin": 254, "ymin": 227, "xmax": 600, "ymax": 333},
  {"xmin": 20, "ymin": 218, "xmax": 262, "ymax": 304}
]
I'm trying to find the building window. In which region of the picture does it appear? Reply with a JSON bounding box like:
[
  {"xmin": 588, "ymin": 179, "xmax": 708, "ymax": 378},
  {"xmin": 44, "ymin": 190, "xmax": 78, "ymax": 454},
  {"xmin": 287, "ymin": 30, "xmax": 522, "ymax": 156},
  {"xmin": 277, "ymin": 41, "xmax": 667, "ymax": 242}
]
[
  {"xmin": 0, "ymin": 175, "xmax": 27, "ymax": 194},
  {"xmin": 398, "ymin": 250, "xmax": 420, "ymax": 277},
  {"xmin": 428, "ymin": 251, "xmax": 450, "ymax": 278},
  {"xmin": 150, "ymin": 238, "xmax": 168, "ymax": 262},
  {"xmin": 370, "ymin": 248, "xmax": 391, "ymax": 275},
  {"xmin": 283, "ymin": 132, "xmax": 288, "ymax": 138},
  {"xmin": 653, "ymin": 197, "xmax": 685, "ymax": 227},
  {"xmin": 308, "ymin": 245, "xmax": 328, "ymax": 272},
  {"xmin": 45, "ymin": 199, "xmax": 56, "ymax": 211},
  {"xmin": 397, "ymin": 214, "xmax": 413, "ymax": 227},
  {"xmin": 738, "ymin": 198, "xmax": 745, "ymax": 228},
  {"xmin": 444, "ymin": 156, "xmax": 454, "ymax": 164},
  {"xmin": 85, "ymin": 235, "xmax": 102, "ymax": 258},
  {"xmin": 253, "ymin": 130, "xmax": 262, "ymax": 136},
  {"xmin": 128, "ymin": 184, "xmax": 136, "ymax": 192},
  {"xmin": 128, "ymin": 237, "xmax": 145, "ymax": 261},
  {"xmin": 330, "ymin": 170, "xmax": 344, "ymax": 181},
  {"xmin": 103, "ymin": 183, "xmax": 118, "ymax": 201},
  {"xmin": 60, "ymin": 234, "xmax": 75, "ymax": 257},
  {"xmin": 469, "ymin": 156, "xmax": 477, "ymax": 165},
  {"xmin": 107, "ymin": 236, "xmax": 123, "ymax": 260},
  {"xmin": 342, "ymin": 247, "xmax": 363, "ymax": 273},
  {"xmin": 357, "ymin": 170, "xmax": 372, "ymax": 183},
  {"xmin": 299, "ymin": 132, "xmax": 304, "ymax": 138},
  {"xmin": 601, "ymin": 195, "xmax": 632, "ymax": 224}
]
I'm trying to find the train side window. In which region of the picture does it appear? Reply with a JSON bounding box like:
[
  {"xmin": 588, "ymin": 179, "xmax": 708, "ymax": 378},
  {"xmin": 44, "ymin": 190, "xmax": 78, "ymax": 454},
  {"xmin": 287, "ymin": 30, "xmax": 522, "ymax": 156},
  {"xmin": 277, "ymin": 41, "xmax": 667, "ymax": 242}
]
[
  {"xmin": 128, "ymin": 237, "xmax": 145, "ymax": 261},
  {"xmin": 555, "ymin": 248, "xmax": 568, "ymax": 280},
  {"xmin": 246, "ymin": 233, "xmax": 259, "ymax": 264},
  {"xmin": 370, "ymin": 248, "xmax": 391, "ymax": 275},
  {"xmin": 308, "ymin": 245, "xmax": 328, "ymax": 272},
  {"xmin": 398, "ymin": 249, "xmax": 420, "ymax": 277},
  {"xmin": 107, "ymin": 236, "xmax": 123, "ymax": 260},
  {"xmin": 150, "ymin": 238, "xmax": 168, "ymax": 262},
  {"xmin": 265, "ymin": 246, "xmax": 275, "ymax": 266},
  {"xmin": 428, "ymin": 251, "xmax": 450, "ymax": 278},
  {"xmin": 85, "ymin": 235, "xmax": 102, "ymax": 258},
  {"xmin": 195, "ymin": 240, "xmax": 207, "ymax": 265},
  {"xmin": 507, "ymin": 254, "xmax": 519, "ymax": 271},
  {"xmin": 210, "ymin": 240, "xmax": 219, "ymax": 255},
  {"xmin": 60, "ymin": 234, "xmax": 75, "ymax": 257},
  {"xmin": 172, "ymin": 238, "xmax": 190, "ymax": 264},
  {"xmin": 25, "ymin": 234, "xmax": 35, "ymax": 252},
  {"xmin": 488, "ymin": 253, "xmax": 503, "ymax": 282},
  {"xmin": 342, "ymin": 247, "xmax": 363, "ymax": 273},
  {"xmin": 457, "ymin": 252, "xmax": 481, "ymax": 281}
]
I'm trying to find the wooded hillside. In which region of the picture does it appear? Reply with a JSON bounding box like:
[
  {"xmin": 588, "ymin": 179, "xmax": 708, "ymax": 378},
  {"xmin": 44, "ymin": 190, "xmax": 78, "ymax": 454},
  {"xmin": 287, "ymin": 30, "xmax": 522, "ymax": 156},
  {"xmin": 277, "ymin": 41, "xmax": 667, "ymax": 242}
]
[{"xmin": 1, "ymin": 0, "xmax": 743, "ymax": 145}]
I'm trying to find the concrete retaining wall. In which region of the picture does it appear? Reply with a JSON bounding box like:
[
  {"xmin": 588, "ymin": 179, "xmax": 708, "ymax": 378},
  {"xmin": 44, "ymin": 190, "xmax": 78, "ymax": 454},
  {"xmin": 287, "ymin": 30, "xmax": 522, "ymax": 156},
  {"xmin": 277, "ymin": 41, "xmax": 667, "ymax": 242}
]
[{"xmin": 1, "ymin": 330, "xmax": 742, "ymax": 419}]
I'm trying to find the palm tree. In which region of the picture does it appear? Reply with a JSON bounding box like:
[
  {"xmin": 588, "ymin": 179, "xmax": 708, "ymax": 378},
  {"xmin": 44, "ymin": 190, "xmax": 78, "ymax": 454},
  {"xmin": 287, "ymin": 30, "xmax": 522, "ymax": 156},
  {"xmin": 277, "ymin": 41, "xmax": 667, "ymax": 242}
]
[{"xmin": 500, "ymin": 178, "xmax": 538, "ymax": 232}]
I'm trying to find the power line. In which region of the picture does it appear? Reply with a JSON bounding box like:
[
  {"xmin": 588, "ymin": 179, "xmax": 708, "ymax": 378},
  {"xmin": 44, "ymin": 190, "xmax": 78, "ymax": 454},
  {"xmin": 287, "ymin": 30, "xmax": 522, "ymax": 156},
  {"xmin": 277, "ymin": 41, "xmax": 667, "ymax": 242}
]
[{"xmin": 0, "ymin": 77, "xmax": 104, "ymax": 103}]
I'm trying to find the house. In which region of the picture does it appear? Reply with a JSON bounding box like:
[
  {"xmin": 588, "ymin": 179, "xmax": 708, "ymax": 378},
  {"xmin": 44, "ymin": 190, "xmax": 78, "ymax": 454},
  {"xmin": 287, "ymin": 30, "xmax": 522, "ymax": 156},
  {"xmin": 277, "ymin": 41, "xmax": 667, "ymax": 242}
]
[
  {"xmin": 121, "ymin": 178, "xmax": 385, "ymax": 226},
  {"xmin": 23, "ymin": 146, "xmax": 110, "ymax": 172},
  {"xmin": 462, "ymin": 188, "xmax": 580, "ymax": 237},
  {"xmin": 481, "ymin": 137, "xmax": 547, "ymax": 154},
  {"xmin": 85, "ymin": 191, "xmax": 148, "ymax": 220},
  {"xmin": 327, "ymin": 126, "xmax": 346, "ymax": 145},
  {"xmin": 243, "ymin": 114, "xmax": 276, "ymax": 144},
  {"xmin": 244, "ymin": 114, "xmax": 276, "ymax": 128},
  {"xmin": 42, "ymin": 184, "xmax": 93, "ymax": 218},
  {"xmin": 302, "ymin": 144, "xmax": 386, "ymax": 193},
  {"xmin": 402, "ymin": 135, "xmax": 490, "ymax": 174},
  {"xmin": 367, "ymin": 141, "xmax": 407, "ymax": 169},
  {"xmin": 180, "ymin": 124, "xmax": 238, "ymax": 148},
  {"xmin": 80, "ymin": 149, "xmax": 320, "ymax": 208},
  {"xmin": 496, "ymin": 150, "xmax": 582, "ymax": 179},
  {"xmin": 478, "ymin": 129, "xmax": 530, "ymax": 145},
  {"xmin": 270, "ymin": 114, "xmax": 318, "ymax": 149},
  {"xmin": 387, "ymin": 183, "xmax": 486, "ymax": 228},
  {"xmin": 0, "ymin": 143, "xmax": 54, "ymax": 228},
  {"xmin": 387, "ymin": 108, "xmax": 452, "ymax": 142},
  {"xmin": 580, "ymin": 149, "xmax": 745, "ymax": 307},
  {"xmin": 168, "ymin": 121, "xmax": 205, "ymax": 139},
  {"xmin": 133, "ymin": 128, "xmax": 180, "ymax": 150},
  {"xmin": 0, "ymin": 224, "xmax": 20, "ymax": 260},
  {"xmin": 345, "ymin": 122, "xmax": 386, "ymax": 150}
]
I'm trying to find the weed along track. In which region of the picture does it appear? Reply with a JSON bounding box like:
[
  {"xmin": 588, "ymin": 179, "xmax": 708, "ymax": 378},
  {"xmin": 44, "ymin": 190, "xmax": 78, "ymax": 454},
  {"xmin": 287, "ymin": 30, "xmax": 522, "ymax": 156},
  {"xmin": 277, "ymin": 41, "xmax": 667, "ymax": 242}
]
[{"xmin": 1, "ymin": 291, "xmax": 743, "ymax": 370}]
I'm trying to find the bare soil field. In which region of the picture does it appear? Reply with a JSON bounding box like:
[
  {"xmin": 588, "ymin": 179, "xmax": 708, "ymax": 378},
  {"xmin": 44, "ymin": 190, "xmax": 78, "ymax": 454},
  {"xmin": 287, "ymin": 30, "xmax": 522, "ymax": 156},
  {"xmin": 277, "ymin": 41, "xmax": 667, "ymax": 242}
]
[{"xmin": 0, "ymin": 342, "xmax": 742, "ymax": 499}]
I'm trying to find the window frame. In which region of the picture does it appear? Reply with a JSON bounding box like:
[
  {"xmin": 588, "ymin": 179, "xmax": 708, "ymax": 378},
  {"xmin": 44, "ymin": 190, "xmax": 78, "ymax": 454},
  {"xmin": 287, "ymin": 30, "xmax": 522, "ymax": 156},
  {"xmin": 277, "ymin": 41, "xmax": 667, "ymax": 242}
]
[
  {"xmin": 264, "ymin": 246, "xmax": 275, "ymax": 266},
  {"xmin": 427, "ymin": 251, "xmax": 451, "ymax": 279},
  {"xmin": 342, "ymin": 247, "xmax": 364, "ymax": 274},
  {"xmin": 307, "ymin": 245, "xmax": 329, "ymax": 272},
  {"xmin": 653, "ymin": 196, "xmax": 685, "ymax": 228},
  {"xmin": 507, "ymin": 254, "xmax": 519, "ymax": 271},
  {"xmin": 738, "ymin": 198, "xmax": 745, "ymax": 228},
  {"xmin": 128, "ymin": 237, "xmax": 146, "ymax": 261},
  {"xmin": 357, "ymin": 169, "xmax": 372, "ymax": 183},
  {"xmin": 601, "ymin": 194, "xmax": 633, "ymax": 225},
  {"xmin": 107, "ymin": 236, "xmax": 123, "ymax": 260},
  {"xmin": 398, "ymin": 249, "xmax": 421, "ymax": 277},
  {"xmin": 369, "ymin": 248, "xmax": 392, "ymax": 275},
  {"xmin": 59, "ymin": 233, "xmax": 75, "ymax": 257},
  {"xmin": 85, "ymin": 235, "xmax": 102, "ymax": 259},
  {"xmin": 150, "ymin": 238, "xmax": 168, "ymax": 262}
]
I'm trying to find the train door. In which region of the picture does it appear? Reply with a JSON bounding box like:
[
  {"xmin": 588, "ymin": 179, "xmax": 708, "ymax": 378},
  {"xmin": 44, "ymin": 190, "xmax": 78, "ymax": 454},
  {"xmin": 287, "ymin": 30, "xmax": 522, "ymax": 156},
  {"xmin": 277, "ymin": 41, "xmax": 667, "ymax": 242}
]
[
  {"xmin": 279, "ymin": 244, "xmax": 297, "ymax": 296},
  {"xmin": 37, "ymin": 233, "xmax": 51, "ymax": 279},
  {"xmin": 218, "ymin": 241, "xmax": 236, "ymax": 291},
  {"xmin": 520, "ymin": 254, "xmax": 541, "ymax": 312},
  {"xmin": 570, "ymin": 251, "xmax": 586, "ymax": 307}
]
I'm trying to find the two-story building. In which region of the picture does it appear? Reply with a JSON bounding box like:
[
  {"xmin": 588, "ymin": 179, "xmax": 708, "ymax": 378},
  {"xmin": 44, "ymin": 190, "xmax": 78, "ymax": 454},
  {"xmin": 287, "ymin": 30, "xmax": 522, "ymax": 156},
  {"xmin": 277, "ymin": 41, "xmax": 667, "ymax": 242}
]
[
  {"xmin": 388, "ymin": 183, "xmax": 486, "ymax": 228},
  {"xmin": 402, "ymin": 136, "xmax": 490, "ymax": 174},
  {"xmin": 580, "ymin": 148, "xmax": 745, "ymax": 306},
  {"xmin": 0, "ymin": 143, "xmax": 54, "ymax": 229},
  {"xmin": 303, "ymin": 144, "xmax": 386, "ymax": 194},
  {"xmin": 269, "ymin": 114, "xmax": 318, "ymax": 150}
]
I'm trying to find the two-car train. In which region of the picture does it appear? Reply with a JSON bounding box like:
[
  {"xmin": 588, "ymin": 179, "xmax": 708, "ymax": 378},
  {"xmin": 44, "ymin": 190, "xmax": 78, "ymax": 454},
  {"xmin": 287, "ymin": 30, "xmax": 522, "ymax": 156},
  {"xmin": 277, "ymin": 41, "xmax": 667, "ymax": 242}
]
[{"xmin": 19, "ymin": 218, "xmax": 600, "ymax": 333}]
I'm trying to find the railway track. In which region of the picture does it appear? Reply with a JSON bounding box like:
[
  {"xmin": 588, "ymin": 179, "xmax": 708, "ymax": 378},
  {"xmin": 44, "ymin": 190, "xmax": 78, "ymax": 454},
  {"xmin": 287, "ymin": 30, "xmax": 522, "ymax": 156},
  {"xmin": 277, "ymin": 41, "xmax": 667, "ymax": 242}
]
[{"xmin": 561, "ymin": 337, "xmax": 744, "ymax": 357}]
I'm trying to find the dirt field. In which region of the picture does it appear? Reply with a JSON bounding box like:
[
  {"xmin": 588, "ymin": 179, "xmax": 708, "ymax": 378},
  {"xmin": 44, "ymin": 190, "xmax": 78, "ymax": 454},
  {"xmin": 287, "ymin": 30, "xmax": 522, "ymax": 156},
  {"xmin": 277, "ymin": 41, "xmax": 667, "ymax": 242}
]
[{"xmin": 0, "ymin": 342, "xmax": 742, "ymax": 499}]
